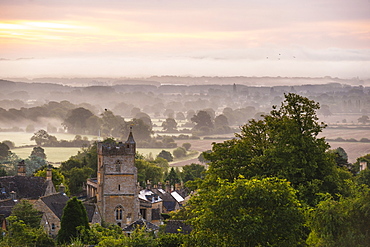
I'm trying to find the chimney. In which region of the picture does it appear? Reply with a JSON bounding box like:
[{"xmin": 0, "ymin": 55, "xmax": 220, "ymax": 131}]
[
  {"xmin": 46, "ymin": 165, "xmax": 52, "ymax": 181},
  {"xmin": 17, "ymin": 160, "xmax": 26, "ymax": 176},
  {"xmin": 59, "ymin": 183, "xmax": 66, "ymax": 194},
  {"xmin": 360, "ymin": 161, "xmax": 368, "ymax": 171},
  {"xmin": 10, "ymin": 191, "xmax": 16, "ymax": 201},
  {"xmin": 157, "ymin": 182, "xmax": 162, "ymax": 189},
  {"xmin": 165, "ymin": 180, "xmax": 171, "ymax": 193},
  {"xmin": 146, "ymin": 180, "xmax": 151, "ymax": 190},
  {"xmin": 175, "ymin": 183, "xmax": 180, "ymax": 191}
]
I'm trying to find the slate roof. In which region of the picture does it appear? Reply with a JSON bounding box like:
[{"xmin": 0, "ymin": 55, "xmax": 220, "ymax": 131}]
[
  {"xmin": 0, "ymin": 176, "xmax": 49, "ymax": 200},
  {"xmin": 40, "ymin": 193, "xmax": 97, "ymax": 222},
  {"xmin": 165, "ymin": 220, "xmax": 192, "ymax": 234},
  {"xmin": 122, "ymin": 218, "xmax": 159, "ymax": 232},
  {"xmin": 151, "ymin": 188, "xmax": 178, "ymax": 211},
  {"xmin": 40, "ymin": 193, "xmax": 69, "ymax": 219},
  {"xmin": 139, "ymin": 189, "xmax": 162, "ymax": 203},
  {"xmin": 84, "ymin": 203, "xmax": 97, "ymax": 222},
  {"xmin": 0, "ymin": 199, "xmax": 16, "ymax": 218}
]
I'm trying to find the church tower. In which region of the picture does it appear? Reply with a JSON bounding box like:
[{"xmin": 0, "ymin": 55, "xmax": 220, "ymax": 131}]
[{"xmin": 96, "ymin": 129, "xmax": 139, "ymax": 227}]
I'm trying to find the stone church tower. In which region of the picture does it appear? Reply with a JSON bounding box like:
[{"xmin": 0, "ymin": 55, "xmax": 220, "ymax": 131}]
[{"xmin": 96, "ymin": 129, "xmax": 139, "ymax": 227}]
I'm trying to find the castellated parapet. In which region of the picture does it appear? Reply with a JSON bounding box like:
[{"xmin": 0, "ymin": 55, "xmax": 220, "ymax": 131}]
[{"xmin": 97, "ymin": 141, "xmax": 135, "ymax": 156}]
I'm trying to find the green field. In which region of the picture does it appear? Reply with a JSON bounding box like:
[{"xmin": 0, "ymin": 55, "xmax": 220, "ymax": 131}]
[
  {"xmin": 0, "ymin": 132, "xmax": 99, "ymax": 147},
  {"xmin": 2, "ymin": 131, "xmax": 191, "ymax": 166},
  {"xmin": 12, "ymin": 147, "xmax": 82, "ymax": 164},
  {"xmin": 12, "ymin": 146, "xmax": 176, "ymax": 166}
]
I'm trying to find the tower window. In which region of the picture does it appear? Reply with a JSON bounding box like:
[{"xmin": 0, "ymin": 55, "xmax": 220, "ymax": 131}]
[
  {"xmin": 115, "ymin": 160, "xmax": 121, "ymax": 172},
  {"xmin": 115, "ymin": 206, "xmax": 123, "ymax": 220},
  {"xmin": 118, "ymin": 184, "xmax": 121, "ymax": 191}
]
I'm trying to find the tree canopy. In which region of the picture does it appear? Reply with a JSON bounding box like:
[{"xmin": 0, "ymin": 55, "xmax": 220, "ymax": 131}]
[
  {"xmin": 204, "ymin": 93, "xmax": 339, "ymax": 206},
  {"xmin": 183, "ymin": 177, "xmax": 305, "ymax": 247}
]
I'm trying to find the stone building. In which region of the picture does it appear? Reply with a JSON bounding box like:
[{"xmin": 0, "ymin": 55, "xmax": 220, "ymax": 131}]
[{"xmin": 95, "ymin": 129, "xmax": 140, "ymax": 227}]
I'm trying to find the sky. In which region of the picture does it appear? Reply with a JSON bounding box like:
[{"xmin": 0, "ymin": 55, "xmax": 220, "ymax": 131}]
[{"xmin": 0, "ymin": 0, "xmax": 369, "ymax": 79}]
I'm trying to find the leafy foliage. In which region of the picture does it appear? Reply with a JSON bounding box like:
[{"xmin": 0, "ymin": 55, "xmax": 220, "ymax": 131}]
[
  {"xmin": 307, "ymin": 185, "xmax": 370, "ymax": 246},
  {"xmin": 157, "ymin": 150, "xmax": 173, "ymax": 162},
  {"xmin": 10, "ymin": 200, "xmax": 42, "ymax": 228},
  {"xmin": 182, "ymin": 177, "xmax": 305, "ymax": 247},
  {"xmin": 204, "ymin": 93, "xmax": 340, "ymax": 206}
]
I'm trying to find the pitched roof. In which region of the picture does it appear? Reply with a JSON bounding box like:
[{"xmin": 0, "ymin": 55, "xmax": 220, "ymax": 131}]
[
  {"xmin": 0, "ymin": 199, "xmax": 16, "ymax": 217},
  {"xmin": 122, "ymin": 218, "xmax": 159, "ymax": 232},
  {"xmin": 40, "ymin": 193, "xmax": 69, "ymax": 219},
  {"xmin": 165, "ymin": 220, "xmax": 192, "ymax": 234},
  {"xmin": 0, "ymin": 176, "xmax": 49, "ymax": 200},
  {"xmin": 84, "ymin": 203, "xmax": 97, "ymax": 222}
]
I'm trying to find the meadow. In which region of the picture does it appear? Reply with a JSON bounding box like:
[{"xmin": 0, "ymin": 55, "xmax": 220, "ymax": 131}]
[{"xmin": 3, "ymin": 125, "xmax": 370, "ymax": 166}]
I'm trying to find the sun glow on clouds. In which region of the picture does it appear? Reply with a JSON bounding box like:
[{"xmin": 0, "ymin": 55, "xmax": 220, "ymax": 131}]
[{"xmin": 0, "ymin": 0, "xmax": 369, "ymax": 78}]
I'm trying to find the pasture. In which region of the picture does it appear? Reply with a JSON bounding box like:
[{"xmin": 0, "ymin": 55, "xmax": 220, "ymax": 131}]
[{"xmin": 3, "ymin": 126, "xmax": 370, "ymax": 166}]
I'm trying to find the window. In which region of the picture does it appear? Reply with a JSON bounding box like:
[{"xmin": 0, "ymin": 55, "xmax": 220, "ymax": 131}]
[
  {"xmin": 118, "ymin": 184, "xmax": 121, "ymax": 191},
  {"xmin": 115, "ymin": 160, "xmax": 121, "ymax": 172},
  {"xmin": 51, "ymin": 223, "xmax": 55, "ymax": 231},
  {"xmin": 140, "ymin": 209, "xmax": 147, "ymax": 220},
  {"xmin": 115, "ymin": 206, "xmax": 123, "ymax": 220}
]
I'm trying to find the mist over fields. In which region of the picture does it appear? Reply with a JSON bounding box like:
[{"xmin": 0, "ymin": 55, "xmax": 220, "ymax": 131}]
[{"xmin": 1, "ymin": 76, "xmax": 370, "ymax": 162}]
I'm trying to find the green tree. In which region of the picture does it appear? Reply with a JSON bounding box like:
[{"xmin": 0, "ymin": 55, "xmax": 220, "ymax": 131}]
[
  {"xmin": 162, "ymin": 118, "xmax": 178, "ymax": 132},
  {"xmin": 173, "ymin": 147, "xmax": 186, "ymax": 159},
  {"xmin": 124, "ymin": 118, "xmax": 153, "ymax": 143},
  {"xmin": 182, "ymin": 142, "xmax": 191, "ymax": 151},
  {"xmin": 62, "ymin": 107, "xmax": 94, "ymax": 134},
  {"xmin": 157, "ymin": 150, "xmax": 173, "ymax": 162},
  {"xmin": 198, "ymin": 150, "xmax": 211, "ymax": 164},
  {"xmin": 307, "ymin": 185, "xmax": 370, "ymax": 246},
  {"xmin": 358, "ymin": 115, "xmax": 369, "ymax": 124},
  {"xmin": 34, "ymin": 166, "xmax": 67, "ymax": 192},
  {"xmin": 30, "ymin": 129, "xmax": 58, "ymax": 146},
  {"xmin": 100, "ymin": 109, "xmax": 125, "ymax": 138},
  {"xmin": 204, "ymin": 93, "xmax": 339, "ymax": 206},
  {"xmin": 25, "ymin": 155, "xmax": 47, "ymax": 176},
  {"xmin": 135, "ymin": 159, "xmax": 163, "ymax": 186},
  {"xmin": 30, "ymin": 146, "xmax": 46, "ymax": 159},
  {"xmin": 0, "ymin": 142, "xmax": 10, "ymax": 159},
  {"xmin": 191, "ymin": 110, "xmax": 214, "ymax": 130},
  {"xmin": 214, "ymin": 114, "xmax": 229, "ymax": 129},
  {"xmin": 181, "ymin": 163, "xmax": 206, "ymax": 183},
  {"xmin": 165, "ymin": 167, "xmax": 181, "ymax": 187},
  {"xmin": 57, "ymin": 197, "xmax": 89, "ymax": 244},
  {"xmin": 5, "ymin": 216, "xmax": 55, "ymax": 247},
  {"xmin": 2, "ymin": 140, "xmax": 15, "ymax": 149},
  {"xmin": 67, "ymin": 166, "xmax": 94, "ymax": 195},
  {"xmin": 10, "ymin": 200, "xmax": 42, "ymax": 228},
  {"xmin": 182, "ymin": 177, "xmax": 305, "ymax": 247}
]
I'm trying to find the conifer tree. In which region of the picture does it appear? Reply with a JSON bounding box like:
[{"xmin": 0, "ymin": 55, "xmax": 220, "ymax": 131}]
[{"xmin": 57, "ymin": 197, "xmax": 89, "ymax": 244}]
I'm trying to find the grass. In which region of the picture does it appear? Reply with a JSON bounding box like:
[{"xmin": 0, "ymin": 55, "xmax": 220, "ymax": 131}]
[
  {"xmin": 0, "ymin": 132, "xmax": 99, "ymax": 147},
  {"xmin": 11, "ymin": 147, "xmax": 178, "ymax": 166},
  {"xmin": 12, "ymin": 147, "xmax": 82, "ymax": 165}
]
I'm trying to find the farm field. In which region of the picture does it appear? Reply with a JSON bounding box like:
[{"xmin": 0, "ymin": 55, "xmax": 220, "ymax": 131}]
[
  {"xmin": 0, "ymin": 132, "xmax": 99, "ymax": 147},
  {"xmin": 3, "ymin": 127, "xmax": 370, "ymax": 166},
  {"xmin": 12, "ymin": 146, "xmax": 177, "ymax": 166}
]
